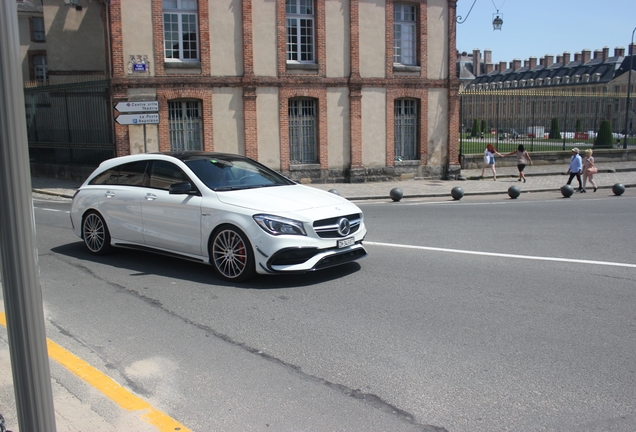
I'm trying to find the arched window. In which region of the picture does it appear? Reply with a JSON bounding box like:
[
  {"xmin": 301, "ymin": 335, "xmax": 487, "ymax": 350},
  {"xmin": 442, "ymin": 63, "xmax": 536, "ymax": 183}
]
[
  {"xmin": 394, "ymin": 98, "xmax": 418, "ymax": 160},
  {"xmin": 288, "ymin": 98, "xmax": 317, "ymax": 163},
  {"xmin": 168, "ymin": 100, "xmax": 202, "ymax": 151}
]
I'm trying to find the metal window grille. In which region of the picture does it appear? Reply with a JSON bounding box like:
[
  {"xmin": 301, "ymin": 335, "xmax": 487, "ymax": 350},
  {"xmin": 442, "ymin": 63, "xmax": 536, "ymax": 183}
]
[
  {"xmin": 286, "ymin": 0, "xmax": 314, "ymax": 62},
  {"xmin": 394, "ymin": 4, "xmax": 416, "ymax": 65},
  {"xmin": 289, "ymin": 98, "xmax": 317, "ymax": 164},
  {"xmin": 169, "ymin": 100, "xmax": 202, "ymax": 151},
  {"xmin": 394, "ymin": 99, "xmax": 418, "ymax": 160},
  {"xmin": 163, "ymin": 0, "xmax": 198, "ymax": 61}
]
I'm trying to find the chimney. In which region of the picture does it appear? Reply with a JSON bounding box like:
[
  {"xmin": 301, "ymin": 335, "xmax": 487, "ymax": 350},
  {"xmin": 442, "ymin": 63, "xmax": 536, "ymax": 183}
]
[
  {"xmin": 484, "ymin": 49, "xmax": 492, "ymax": 64},
  {"xmin": 499, "ymin": 61, "xmax": 507, "ymax": 72},
  {"xmin": 472, "ymin": 49, "xmax": 481, "ymax": 77},
  {"xmin": 574, "ymin": 52, "xmax": 582, "ymax": 62},
  {"xmin": 615, "ymin": 47, "xmax": 625, "ymax": 57},
  {"xmin": 557, "ymin": 55, "xmax": 564, "ymax": 64},
  {"xmin": 485, "ymin": 63, "xmax": 494, "ymax": 74},
  {"xmin": 602, "ymin": 47, "xmax": 610, "ymax": 61},
  {"xmin": 544, "ymin": 55, "xmax": 554, "ymax": 67},
  {"xmin": 529, "ymin": 56, "xmax": 538, "ymax": 69},
  {"xmin": 512, "ymin": 59, "xmax": 522, "ymax": 71},
  {"xmin": 539, "ymin": 58, "xmax": 545, "ymax": 66},
  {"xmin": 582, "ymin": 49, "xmax": 591, "ymax": 63},
  {"xmin": 594, "ymin": 49, "xmax": 602, "ymax": 59},
  {"xmin": 630, "ymin": 43, "xmax": 636, "ymax": 55},
  {"xmin": 563, "ymin": 52, "xmax": 571, "ymax": 66}
]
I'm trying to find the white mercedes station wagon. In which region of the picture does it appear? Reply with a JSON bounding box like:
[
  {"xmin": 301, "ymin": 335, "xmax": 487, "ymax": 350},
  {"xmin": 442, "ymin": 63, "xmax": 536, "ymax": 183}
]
[{"xmin": 70, "ymin": 152, "xmax": 367, "ymax": 282}]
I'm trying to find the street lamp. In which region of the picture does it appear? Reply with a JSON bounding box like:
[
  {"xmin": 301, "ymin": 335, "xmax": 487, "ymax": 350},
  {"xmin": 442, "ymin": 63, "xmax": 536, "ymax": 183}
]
[
  {"xmin": 492, "ymin": 12, "xmax": 503, "ymax": 31},
  {"xmin": 624, "ymin": 26, "xmax": 636, "ymax": 149},
  {"xmin": 456, "ymin": 0, "xmax": 504, "ymax": 30}
]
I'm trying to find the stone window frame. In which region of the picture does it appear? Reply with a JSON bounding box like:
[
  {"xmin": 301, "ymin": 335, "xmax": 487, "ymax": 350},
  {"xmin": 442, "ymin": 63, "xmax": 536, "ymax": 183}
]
[
  {"xmin": 386, "ymin": 89, "xmax": 428, "ymax": 167},
  {"xmin": 276, "ymin": 0, "xmax": 326, "ymax": 76},
  {"xmin": 385, "ymin": 0, "xmax": 426, "ymax": 77},
  {"xmin": 278, "ymin": 88, "xmax": 328, "ymax": 171},
  {"xmin": 152, "ymin": 0, "xmax": 210, "ymax": 76}
]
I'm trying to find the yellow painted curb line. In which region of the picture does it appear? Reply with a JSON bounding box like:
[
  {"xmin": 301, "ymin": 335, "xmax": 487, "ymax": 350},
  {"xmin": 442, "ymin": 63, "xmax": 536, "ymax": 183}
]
[{"xmin": 0, "ymin": 312, "xmax": 190, "ymax": 432}]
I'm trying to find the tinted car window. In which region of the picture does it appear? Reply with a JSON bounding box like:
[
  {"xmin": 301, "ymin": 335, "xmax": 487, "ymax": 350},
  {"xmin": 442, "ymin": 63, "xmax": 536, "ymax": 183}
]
[
  {"xmin": 118, "ymin": 161, "xmax": 149, "ymax": 186},
  {"xmin": 89, "ymin": 168, "xmax": 119, "ymax": 185},
  {"xmin": 149, "ymin": 161, "xmax": 190, "ymax": 190}
]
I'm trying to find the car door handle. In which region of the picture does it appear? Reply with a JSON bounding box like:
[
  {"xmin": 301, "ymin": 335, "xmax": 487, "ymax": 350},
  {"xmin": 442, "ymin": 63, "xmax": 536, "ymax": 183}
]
[
  {"xmin": 145, "ymin": 193, "xmax": 157, "ymax": 201},
  {"xmin": 105, "ymin": 191, "xmax": 115, "ymax": 198}
]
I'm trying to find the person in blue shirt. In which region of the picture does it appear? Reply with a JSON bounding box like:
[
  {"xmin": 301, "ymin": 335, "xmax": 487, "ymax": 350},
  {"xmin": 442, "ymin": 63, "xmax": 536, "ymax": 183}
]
[{"xmin": 566, "ymin": 147, "xmax": 583, "ymax": 192}]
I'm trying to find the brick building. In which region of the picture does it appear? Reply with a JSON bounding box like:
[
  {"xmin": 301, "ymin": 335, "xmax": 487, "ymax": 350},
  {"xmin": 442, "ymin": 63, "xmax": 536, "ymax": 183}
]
[{"xmin": 32, "ymin": 0, "xmax": 460, "ymax": 182}]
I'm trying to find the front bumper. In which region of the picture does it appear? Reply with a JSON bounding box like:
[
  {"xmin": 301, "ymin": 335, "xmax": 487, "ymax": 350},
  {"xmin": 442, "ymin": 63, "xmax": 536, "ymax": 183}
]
[{"xmin": 260, "ymin": 242, "xmax": 367, "ymax": 274}]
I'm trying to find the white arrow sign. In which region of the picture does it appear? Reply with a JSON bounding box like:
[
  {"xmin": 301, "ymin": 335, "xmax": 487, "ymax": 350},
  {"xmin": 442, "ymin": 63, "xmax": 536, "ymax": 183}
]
[
  {"xmin": 114, "ymin": 101, "xmax": 159, "ymax": 113},
  {"xmin": 115, "ymin": 113, "xmax": 159, "ymax": 125}
]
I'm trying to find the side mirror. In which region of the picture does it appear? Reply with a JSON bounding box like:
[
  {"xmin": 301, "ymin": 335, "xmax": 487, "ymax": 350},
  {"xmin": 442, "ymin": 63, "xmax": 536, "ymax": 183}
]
[{"xmin": 169, "ymin": 182, "xmax": 196, "ymax": 195}]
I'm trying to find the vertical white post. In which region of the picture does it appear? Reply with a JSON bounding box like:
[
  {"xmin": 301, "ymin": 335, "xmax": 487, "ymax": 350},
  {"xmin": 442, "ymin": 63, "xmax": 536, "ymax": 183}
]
[{"xmin": 0, "ymin": 2, "xmax": 57, "ymax": 431}]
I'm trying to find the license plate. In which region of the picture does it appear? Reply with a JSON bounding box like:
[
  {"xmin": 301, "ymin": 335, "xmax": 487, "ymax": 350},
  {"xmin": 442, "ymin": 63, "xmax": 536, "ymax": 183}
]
[{"xmin": 337, "ymin": 237, "xmax": 355, "ymax": 248}]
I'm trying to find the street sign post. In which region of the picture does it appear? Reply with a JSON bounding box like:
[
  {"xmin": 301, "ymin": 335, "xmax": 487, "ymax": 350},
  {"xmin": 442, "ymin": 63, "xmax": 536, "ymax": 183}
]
[
  {"xmin": 115, "ymin": 113, "xmax": 159, "ymax": 125},
  {"xmin": 114, "ymin": 101, "xmax": 158, "ymax": 113}
]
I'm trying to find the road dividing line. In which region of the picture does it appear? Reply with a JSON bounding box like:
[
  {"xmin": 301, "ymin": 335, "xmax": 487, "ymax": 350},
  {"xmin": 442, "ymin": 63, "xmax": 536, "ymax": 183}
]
[
  {"xmin": 0, "ymin": 312, "xmax": 191, "ymax": 432},
  {"xmin": 365, "ymin": 241, "xmax": 636, "ymax": 269}
]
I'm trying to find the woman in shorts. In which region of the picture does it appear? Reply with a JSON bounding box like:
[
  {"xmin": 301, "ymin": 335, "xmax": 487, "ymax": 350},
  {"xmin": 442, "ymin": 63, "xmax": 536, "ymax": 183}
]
[{"xmin": 503, "ymin": 144, "xmax": 532, "ymax": 183}]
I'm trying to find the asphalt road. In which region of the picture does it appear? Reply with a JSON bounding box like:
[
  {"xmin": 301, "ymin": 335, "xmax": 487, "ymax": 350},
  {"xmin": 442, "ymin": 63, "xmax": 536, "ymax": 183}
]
[{"xmin": 4, "ymin": 191, "xmax": 636, "ymax": 431}]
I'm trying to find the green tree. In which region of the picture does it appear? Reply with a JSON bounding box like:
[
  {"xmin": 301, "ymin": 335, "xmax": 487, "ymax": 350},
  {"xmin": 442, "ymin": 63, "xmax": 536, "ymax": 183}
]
[
  {"xmin": 549, "ymin": 118, "xmax": 562, "ymax": 139},
  {"xmin": 471, "ymin": 118, "xmax": 480, "ymax": 137},
  {"xmin": 575, "ymin": 119, "xmax": 582, "ymax": 133},
  {"xmin": 481, "ymin": 120, "xmax": 487, "ymax": 135},
  {"xmin": 594, "ymin": 119, "xmax": 613, "ymax": 148}
]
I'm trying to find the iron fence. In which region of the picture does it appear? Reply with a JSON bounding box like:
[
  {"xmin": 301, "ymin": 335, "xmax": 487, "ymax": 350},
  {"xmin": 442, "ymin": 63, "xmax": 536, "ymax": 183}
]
[
  {"xmin": 24, "ymin": 80, "xmax": 115, "ymax": 166},
  {"xmin": 459, "ymin": 89, "xmax": 635, "ymax": 155}
]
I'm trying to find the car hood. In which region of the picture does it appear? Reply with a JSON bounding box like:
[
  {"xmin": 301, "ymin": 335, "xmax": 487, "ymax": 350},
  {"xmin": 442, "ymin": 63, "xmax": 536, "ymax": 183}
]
[{"xmin": 215, "ymin": 184, "xmax": 357, "ymax": 213}]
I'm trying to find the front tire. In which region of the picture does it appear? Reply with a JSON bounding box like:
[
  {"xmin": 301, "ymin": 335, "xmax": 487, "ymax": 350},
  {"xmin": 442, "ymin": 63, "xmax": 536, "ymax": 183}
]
[
  {"xmin": 82, "ymin": 211, "xmax": 113, "ymax": 255},
  {"xmin": 210, "ymin": 225, "xmax": 256, "ymax": 282}
]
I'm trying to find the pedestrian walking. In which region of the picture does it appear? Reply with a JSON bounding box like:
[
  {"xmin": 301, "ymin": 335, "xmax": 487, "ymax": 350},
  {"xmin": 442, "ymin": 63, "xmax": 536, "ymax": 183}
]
[
  {"xmin": 480, "ymin": 143, "xmax": 503, "ymax": 180},
  {"xmin": 582, "ymin": 148, "xmax": 598, "ymax": 192},
  {"xmin": 503, "ymin": 144, "xmax": 532, "ymax": 183},
  {"xmin": 566, "ymin": 147, "xmax": 583, "ymax": 192}
]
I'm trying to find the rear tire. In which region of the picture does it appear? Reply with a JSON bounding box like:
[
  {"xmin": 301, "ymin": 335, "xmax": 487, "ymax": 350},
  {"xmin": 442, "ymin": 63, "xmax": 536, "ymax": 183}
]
[
  {"xmin": 82, "ymin": 211, "xmax": 113, "ymax": 255},
  {"xmin": 210, "ymin": 225, "xmax": 256, "ymax": 282}
]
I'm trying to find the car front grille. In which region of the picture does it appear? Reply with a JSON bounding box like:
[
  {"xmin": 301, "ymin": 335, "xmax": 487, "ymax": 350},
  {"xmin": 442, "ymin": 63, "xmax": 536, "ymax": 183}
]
[{"xmin": 313, "ymin": 213, "xmax": 362, "ymax": 238}]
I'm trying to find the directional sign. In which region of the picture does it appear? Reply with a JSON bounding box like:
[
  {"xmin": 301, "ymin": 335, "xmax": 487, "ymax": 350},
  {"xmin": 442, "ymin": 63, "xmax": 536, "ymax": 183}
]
[
  {"xmin": 115, "ymin": 113, "xmax": 159, "ymax": 125},
  {"xmin": 114, "ymin": 101, "xmax": 159, "ymax": 113}
]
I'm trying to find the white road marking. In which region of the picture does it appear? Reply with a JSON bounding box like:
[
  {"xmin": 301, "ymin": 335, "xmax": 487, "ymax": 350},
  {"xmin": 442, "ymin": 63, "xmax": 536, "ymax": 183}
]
[
  {"xmin": 35, "ymin": 207, "xmax": 69, "ymax": 214},
  {"xmin": 365, "ymin": 241, "xmax": 636, "ymax": 269}
]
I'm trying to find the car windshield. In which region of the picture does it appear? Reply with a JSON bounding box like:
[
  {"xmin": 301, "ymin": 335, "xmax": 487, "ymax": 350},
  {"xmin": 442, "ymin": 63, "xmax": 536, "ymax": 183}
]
[{"xmin": 185, "ymin": 156, "xmax": 295, "ymax": 191}]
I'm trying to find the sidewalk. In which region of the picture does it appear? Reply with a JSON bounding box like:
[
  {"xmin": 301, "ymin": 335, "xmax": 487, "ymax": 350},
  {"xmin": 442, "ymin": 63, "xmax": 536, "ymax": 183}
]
[{"xmin": 31, "ymin": 161, "xmax": 636, "ymax": 201}]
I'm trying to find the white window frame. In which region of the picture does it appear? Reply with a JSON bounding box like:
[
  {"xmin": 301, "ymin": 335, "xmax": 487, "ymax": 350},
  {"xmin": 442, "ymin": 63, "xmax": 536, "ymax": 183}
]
[
  {"xmin": 168, "ymin": 100, "xmax": 203, "ymax": 151},
  {"xmin": 394, "ymin": 99, "xmax": 418, "ymax": 161},
  {"xmin": 163, "ymin": 0, "xmax": 199, "ymax": 62},
  {"xmin": 286, "ymin": 0, "xmax": 315, "ymax": 63},
  {"xmin": 394, "ymin": 4, "xmax": 417, "ymax": 66}
]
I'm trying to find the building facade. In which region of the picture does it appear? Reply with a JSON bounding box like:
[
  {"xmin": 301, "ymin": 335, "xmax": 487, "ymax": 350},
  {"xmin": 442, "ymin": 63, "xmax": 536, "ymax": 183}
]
[
  {"xmin": 34, "ymin": 0, "xmax": 460, "ymax": 182},
  {"xmin": 458, "ymin": 46, "xmax": 636, "ymax": 139}
]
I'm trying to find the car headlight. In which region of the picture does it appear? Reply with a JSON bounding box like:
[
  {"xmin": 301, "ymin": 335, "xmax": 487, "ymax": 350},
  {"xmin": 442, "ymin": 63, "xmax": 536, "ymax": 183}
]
[{"xmin": 253, "ymin": 214, "xmax": 306, "ymax": 236}]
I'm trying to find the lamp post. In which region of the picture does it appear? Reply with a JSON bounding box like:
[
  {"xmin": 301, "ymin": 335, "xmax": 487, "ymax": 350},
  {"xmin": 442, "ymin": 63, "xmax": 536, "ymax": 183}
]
[{"xmin": 624, "ymin": 27, "xmax": 636, "ymax": 149}]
